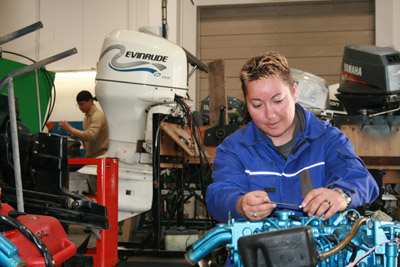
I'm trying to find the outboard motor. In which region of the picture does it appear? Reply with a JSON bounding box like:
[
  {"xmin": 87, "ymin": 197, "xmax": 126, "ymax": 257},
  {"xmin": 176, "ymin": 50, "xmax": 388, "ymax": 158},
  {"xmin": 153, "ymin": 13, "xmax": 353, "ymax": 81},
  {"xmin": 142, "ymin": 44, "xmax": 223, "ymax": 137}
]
[
  {"xmin": 94, "ymin": 30, "xmax": 207, "ymax": 221},
  {"xmin": 336, "ymin": 45, "xmax": 400, "ymax": 115}
]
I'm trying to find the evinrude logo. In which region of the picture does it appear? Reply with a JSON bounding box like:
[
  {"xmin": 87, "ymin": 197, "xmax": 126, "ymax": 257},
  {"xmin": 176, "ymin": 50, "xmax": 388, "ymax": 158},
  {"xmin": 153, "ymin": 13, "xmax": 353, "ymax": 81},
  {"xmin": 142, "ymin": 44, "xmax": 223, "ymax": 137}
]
[
  {"xmin": 99, "ymin": 44, "xmax": 167, "ymax": 76},
  {"xmin": 343, "ymin": 63, "xmax": 362, "ymax": 76},
  {"xmin": 125, "ymin": 51, "xmax": 168, "ymax": 62}
]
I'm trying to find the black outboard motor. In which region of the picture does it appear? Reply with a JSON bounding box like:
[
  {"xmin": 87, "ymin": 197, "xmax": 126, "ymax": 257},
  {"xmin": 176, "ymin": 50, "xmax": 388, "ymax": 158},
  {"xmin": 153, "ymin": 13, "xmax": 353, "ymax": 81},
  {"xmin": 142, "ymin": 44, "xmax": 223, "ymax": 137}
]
[{"xmin": 336, "ymin": 45, "xmax": 400, "ymax": 115}]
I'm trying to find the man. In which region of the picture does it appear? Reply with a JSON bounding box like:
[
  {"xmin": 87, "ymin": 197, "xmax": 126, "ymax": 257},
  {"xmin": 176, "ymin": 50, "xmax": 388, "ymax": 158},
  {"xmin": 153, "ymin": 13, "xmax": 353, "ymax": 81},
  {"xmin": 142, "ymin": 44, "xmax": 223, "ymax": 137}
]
[
  {"xmin": 59, "ymin": 90, "xmax": 109, "ymax": 158},
  {"xmin": 206, "ymin": 52, "xmax": 379, "ymax": 223}
]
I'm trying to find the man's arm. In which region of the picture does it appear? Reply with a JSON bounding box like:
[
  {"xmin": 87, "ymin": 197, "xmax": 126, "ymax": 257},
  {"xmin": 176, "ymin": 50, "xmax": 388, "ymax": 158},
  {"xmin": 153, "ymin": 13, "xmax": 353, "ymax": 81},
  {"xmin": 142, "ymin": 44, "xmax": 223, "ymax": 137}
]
[
  {"xmin": 59, "ymin": 121, "xmax": 84, "ymax": 140},
  {"xmin": 59, "ymin": 112, "xmax": 105, "ymax": 142},
  {"xmin": 79, "ymin": 113, "xmax": 104, "ymax": 142}
]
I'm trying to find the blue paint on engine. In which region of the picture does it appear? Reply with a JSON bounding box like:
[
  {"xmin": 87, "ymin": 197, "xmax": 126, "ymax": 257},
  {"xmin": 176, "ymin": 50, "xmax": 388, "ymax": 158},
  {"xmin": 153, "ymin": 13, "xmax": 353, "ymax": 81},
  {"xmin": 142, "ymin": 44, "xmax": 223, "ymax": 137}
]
[{"xmin": 186, "ymin": 211, "xmax": 400, "ymax": 266}]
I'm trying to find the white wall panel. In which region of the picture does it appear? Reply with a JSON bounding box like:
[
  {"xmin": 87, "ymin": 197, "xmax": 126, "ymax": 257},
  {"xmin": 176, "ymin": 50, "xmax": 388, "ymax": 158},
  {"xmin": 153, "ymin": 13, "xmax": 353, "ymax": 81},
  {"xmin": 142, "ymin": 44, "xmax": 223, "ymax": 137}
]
[
  {"xmin": 148, "ymin": 0, "xmax": 162, "ymax": 32},
  {"xmin": 82, "ymin": 0, "xmax": 129, "ymax": 70},
  {"xmin": 51, "ymin": 71, "xmax": 97, "ymax": 122},
  {"xmin": 0, "ymin": 0, "xmax": 156, "ymax": 72},
  {"xmin": 376, "ymin": 0, "xmax": 400, "ymax": 50},
  {"xmin": 0, "ymin": 0, "xmax": 39, "ymax": 62},
  {"xmin": 128, "ymin": 0, "xmax": 150, "ymax": 31},
  {"xmin": 38, "ymin": 0, "xmax": 84, "ymax": 70}
]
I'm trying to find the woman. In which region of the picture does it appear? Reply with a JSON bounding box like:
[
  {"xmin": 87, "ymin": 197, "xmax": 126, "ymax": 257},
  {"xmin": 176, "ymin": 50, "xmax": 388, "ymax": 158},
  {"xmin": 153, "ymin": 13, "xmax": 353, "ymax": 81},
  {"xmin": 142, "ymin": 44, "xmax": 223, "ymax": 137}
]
[{"xmin": 206, "ymin": 52, "xmax": 378, "ymax": 223}]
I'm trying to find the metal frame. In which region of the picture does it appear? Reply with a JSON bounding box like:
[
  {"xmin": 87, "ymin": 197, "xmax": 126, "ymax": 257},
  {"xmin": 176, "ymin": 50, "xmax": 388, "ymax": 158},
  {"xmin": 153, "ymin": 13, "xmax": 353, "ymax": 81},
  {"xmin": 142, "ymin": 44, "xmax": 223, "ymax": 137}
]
[
  {"xmin": 68, "ymin": 157, "xmax": 119, "ymax": 267},
  {"xmin": 0, "ymin": 47, "xmax": 77, "ymax": 212}
]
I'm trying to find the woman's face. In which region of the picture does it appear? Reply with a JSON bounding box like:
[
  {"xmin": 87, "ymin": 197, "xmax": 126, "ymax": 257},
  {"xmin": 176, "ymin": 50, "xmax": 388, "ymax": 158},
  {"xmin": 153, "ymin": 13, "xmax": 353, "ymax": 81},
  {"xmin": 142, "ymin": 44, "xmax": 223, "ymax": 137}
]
[{"xmin": 245, "ymin": 76, "xmax": 297, "ymax": 146}]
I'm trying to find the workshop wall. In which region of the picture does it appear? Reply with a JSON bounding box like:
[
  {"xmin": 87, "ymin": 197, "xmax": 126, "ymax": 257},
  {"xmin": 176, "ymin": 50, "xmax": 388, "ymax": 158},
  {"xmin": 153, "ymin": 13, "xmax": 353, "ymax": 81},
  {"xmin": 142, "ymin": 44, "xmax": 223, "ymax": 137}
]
[
  {"xmin": 197, "ymin": 0, "xmax": 375, "ymax": 103},
  {"xmin": 0, "ymin": 0, "xmax": 152, "ymax": 71},
  {"xmin": 0, "ymin": 0, "xmax": 399, "ymax": 112},
  {"xmin": 181, "ymin": 0, "xmax": 400, "ymax": 108},
  {"xmin": 50, "ymin": 71, "xmax": 97, "ymax": 122},
  {"xmin": 0, "ymin": 0, "xmax": 167, "ymax": 122}
]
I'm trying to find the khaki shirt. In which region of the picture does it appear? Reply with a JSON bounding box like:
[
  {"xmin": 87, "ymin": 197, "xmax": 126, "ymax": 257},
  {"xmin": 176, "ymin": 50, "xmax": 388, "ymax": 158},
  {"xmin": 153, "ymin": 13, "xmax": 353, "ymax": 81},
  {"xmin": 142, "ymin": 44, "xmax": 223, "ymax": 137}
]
[{"xmin": 81, "ymin": 104, "xmax": 109, "ymax": 158}]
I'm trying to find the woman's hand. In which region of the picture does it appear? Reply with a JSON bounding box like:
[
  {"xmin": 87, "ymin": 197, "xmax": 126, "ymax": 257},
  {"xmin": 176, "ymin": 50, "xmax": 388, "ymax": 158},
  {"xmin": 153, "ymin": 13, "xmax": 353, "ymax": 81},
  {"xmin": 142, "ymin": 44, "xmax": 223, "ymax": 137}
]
[
  {"xmin": 302, "ymin": 188, "xmax": 348, "ymax": 220},
  {"xmin": 237, "ymin": 190, "xmax": 277, "ymax": 221}
]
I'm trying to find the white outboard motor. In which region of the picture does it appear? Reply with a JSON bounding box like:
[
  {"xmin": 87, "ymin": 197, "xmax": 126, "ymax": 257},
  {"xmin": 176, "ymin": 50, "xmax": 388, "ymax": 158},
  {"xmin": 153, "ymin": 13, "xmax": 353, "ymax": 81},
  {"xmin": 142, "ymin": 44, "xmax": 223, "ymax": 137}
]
[{"xmin": 94, "ymin": 30, "xmax": 189, "ymax": 221}]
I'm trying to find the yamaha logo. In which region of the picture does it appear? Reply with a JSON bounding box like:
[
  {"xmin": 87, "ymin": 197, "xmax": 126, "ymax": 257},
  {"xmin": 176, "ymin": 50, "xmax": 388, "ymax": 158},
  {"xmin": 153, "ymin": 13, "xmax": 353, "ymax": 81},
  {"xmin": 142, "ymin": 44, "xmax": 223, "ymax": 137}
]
[
  {"xmin": 343, "ymin": 63, "xmax": 362, "ymax": 76},
  {"xmin": 99, "ymin": 44, "xmax": 167, "ymax": 75}
]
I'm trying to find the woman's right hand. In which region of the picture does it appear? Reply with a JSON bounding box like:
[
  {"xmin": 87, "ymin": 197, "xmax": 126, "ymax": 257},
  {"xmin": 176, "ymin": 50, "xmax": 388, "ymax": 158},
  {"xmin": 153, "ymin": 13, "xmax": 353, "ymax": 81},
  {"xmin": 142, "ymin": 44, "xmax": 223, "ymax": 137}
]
[{"xmin": 237, "ymin": 190, "xmax": 276, "ymax": 221}]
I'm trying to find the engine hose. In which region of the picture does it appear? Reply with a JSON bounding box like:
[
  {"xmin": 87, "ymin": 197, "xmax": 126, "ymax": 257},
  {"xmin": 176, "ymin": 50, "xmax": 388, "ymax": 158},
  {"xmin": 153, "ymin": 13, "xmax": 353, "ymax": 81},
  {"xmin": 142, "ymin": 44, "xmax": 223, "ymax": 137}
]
[
  {"xmin": 349, "ymin": 243, "xmax": 359, "ymax": 263},
  {"xmin": 0, "ymin": 214, "xmax": 55, "ymax": 267},
  {"xmin": 318, "ymin": 217, "xmax": 368, "ymax": 261}
]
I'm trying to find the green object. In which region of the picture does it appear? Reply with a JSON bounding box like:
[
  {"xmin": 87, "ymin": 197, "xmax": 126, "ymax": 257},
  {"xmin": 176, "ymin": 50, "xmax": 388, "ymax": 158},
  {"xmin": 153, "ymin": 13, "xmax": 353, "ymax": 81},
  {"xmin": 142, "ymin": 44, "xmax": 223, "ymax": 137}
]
[{"xmin": 0, "ymin": 57, "xmax": 55, "ymax": 133}]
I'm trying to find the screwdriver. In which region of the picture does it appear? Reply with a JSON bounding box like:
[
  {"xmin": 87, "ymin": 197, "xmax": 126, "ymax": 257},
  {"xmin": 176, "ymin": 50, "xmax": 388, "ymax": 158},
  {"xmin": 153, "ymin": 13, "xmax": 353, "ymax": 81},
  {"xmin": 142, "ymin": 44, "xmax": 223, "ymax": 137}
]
[{"xmin": 266, "ymin": 201, "xmax": 303, "ymax": 209}]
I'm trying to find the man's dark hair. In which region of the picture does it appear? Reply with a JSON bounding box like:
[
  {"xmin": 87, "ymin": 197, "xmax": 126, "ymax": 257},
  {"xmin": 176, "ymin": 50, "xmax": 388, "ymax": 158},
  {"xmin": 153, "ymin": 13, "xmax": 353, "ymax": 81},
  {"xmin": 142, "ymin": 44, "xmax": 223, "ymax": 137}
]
[{"xmin": 76, "ymin": 90, "xmax": 94, "ymax": 102}]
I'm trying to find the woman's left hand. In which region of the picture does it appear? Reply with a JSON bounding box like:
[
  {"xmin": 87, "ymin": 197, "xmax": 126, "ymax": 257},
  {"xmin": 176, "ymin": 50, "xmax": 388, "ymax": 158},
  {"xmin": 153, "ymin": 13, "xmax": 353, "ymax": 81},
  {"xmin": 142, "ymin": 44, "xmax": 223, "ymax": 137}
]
[{"xmin": 302, "ymin": 188, "xmax": 348, "ymax": 220}]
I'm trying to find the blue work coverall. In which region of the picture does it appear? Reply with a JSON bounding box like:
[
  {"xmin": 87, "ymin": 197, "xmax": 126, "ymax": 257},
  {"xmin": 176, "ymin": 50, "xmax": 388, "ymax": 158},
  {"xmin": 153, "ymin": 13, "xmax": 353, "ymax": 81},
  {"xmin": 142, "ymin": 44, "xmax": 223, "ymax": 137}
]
[{"xmin": 206, "ymin": 104, "xmax": 379, "ymax": 223}]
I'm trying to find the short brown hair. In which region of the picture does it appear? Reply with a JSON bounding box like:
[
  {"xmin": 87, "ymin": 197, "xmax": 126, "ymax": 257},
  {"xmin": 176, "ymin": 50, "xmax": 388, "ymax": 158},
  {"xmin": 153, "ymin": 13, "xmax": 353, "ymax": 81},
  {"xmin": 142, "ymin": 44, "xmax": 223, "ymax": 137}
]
[{"xmin": 239, "ymin": 51, "xmax": 294, "ymax": 97}]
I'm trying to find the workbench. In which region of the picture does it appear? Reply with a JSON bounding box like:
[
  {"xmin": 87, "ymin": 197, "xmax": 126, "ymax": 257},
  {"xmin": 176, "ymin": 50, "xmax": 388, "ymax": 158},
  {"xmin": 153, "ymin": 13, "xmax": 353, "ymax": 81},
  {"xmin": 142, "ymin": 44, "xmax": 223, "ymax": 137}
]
[
  {"xmin": 335, "ymin": 114, "xmax": 400, "ymax": 184},
  {"xmin": 159, "ymin": 121, "xmax": 216, "ymax": 167}
]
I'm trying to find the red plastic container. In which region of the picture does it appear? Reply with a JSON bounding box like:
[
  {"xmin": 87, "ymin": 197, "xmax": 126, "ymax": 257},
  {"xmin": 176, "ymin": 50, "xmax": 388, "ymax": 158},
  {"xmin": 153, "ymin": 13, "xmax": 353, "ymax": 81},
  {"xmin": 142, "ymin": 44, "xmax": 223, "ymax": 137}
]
[{"xmin": 0, "ymin": 204, "xmax": 77, "ymax": 267}]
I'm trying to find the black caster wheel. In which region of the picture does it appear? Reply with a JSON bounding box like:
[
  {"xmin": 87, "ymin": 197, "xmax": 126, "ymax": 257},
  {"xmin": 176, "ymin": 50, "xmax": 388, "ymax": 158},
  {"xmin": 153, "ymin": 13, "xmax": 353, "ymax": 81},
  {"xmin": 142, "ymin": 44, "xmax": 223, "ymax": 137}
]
[{"xmin": 118, "ymin": 255, "xmax": 128, "ymax": 262}]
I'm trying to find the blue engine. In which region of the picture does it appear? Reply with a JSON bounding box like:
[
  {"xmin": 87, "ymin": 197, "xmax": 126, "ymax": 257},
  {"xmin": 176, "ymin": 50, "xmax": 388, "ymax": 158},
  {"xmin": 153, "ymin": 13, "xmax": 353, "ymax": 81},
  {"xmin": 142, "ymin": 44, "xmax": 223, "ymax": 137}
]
[{"xmin": 185, "ymin": 210, "xmax": 400, "ymax": 267}]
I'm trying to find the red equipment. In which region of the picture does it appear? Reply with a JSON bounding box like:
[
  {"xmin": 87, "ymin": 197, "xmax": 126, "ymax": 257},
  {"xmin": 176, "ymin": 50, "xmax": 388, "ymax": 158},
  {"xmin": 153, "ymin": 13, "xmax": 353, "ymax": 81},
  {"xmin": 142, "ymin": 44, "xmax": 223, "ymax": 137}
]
[
  {"xmin": 0, "ymin": 203, "xmax": 77, "ymax": 267},
  {"xmin": 68, "ymin": 157, "xmax": 119, "ymax": 267}
]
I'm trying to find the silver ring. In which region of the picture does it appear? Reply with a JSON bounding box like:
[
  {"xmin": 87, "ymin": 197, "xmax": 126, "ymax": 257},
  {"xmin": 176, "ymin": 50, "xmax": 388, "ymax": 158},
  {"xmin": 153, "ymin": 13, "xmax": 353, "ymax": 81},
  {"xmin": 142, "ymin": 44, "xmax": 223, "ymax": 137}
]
[
  {"xmin": 253, "ymin": 212, "xmax": 257, "ymax": 218},
  {"xmin": 324, "ymin": 200, "xmax": 332, "ymax": 206}
]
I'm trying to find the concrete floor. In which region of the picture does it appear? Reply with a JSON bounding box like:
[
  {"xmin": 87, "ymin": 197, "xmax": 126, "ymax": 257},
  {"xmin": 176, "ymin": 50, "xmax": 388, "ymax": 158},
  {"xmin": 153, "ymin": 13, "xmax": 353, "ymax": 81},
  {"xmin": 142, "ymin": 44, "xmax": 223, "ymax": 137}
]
[
  {"xmin": 68, "ymin": 225, "xmax": 98, "ymax": 247},
  {"xmin": 67, "ymin": 225, "xmax": 193, "ymax": 266},
  {"xmin": 67, "ymin": 174, "xmax": 213, "ymax": 266},
  {"xmin": 117, "ymin": 258, "xmax": 189, "ymax": 267}
]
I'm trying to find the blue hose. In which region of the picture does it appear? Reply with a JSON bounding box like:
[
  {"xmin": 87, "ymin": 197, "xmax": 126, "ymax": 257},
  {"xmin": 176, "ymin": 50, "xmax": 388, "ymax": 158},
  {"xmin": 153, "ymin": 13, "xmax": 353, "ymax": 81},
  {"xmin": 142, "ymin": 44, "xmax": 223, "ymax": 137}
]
[{"xmin": 0, "ymin": 232, "xmax": 26, "ymax": 267}]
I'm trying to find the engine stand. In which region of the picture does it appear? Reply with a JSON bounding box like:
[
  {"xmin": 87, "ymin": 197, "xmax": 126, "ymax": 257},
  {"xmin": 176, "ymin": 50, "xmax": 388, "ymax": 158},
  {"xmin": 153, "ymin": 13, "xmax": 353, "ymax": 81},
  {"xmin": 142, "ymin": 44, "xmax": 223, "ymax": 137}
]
[{"xmin": 68, "ymin": 157, "xmax": 119, "ymax": 267}]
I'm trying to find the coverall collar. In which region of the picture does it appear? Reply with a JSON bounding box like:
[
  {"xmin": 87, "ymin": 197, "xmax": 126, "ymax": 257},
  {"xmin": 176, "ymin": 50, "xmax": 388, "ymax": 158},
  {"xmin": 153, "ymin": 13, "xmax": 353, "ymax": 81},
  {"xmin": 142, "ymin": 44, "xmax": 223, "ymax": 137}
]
[{"xmin": 240, "ymin": 104, "xmax": 326, "ymax": 146}]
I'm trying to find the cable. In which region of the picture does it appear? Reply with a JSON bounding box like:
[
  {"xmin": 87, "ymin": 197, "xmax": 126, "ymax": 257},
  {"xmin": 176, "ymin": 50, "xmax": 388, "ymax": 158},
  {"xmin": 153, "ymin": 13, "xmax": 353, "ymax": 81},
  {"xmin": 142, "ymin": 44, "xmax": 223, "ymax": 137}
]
[
  {"xmin": 1, "ymin": 51, "xmax": 36, "ymax": 63},
  {"xmin": 155, "ymin": 97, "xmax": 216, "ymax": 230},
  {"xmin": 41, "ymin": 68, "xmax": 56, "ymax": 129},
  {"xmin": 345, "ymin": 240, "xmax": 390, "ymax": 267},
  {"xmin": 174, "ymin": 96, "xmax": 215, "ymax": 228},
  {"xmin": 176, "ymin": 97, "xmax": 212, "ymax": 168},
  {"xmin": 348, "ymin": 243, "xmax": 359, "ymax": 263},
  {"xmin": 162, "ymin": 0, "xmax": 168, "ymax": 38},
  {"xmin": 319, "ymin": 217, "xmax": 368, "ymax": 261},
  {"xmin": 153, "ymin": 113, "xmax": 171, "ymax": 236},
  {"xmin": 0, "ymin": 214, "xmax": 55, "ymax": 267},
  {"xmin": 1, "ymin": 50, "xmax": 56, "ymax": 131}
]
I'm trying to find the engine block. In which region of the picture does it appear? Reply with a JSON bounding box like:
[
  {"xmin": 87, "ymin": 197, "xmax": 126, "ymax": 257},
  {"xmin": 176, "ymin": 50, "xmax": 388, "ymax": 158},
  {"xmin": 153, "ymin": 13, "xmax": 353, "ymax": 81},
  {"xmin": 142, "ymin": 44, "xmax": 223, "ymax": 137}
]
[{"xmin": 185, "ymin": 211, "xmax": 400, "ymax": 267}]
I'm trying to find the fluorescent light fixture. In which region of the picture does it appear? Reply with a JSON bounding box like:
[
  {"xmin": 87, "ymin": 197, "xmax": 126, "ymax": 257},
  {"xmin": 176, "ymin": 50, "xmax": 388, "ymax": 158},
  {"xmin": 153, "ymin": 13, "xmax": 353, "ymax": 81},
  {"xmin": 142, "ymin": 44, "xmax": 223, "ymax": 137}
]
[{"xmin": 55, "ymin": 71, "xmax": 97, "ymax": 78}]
